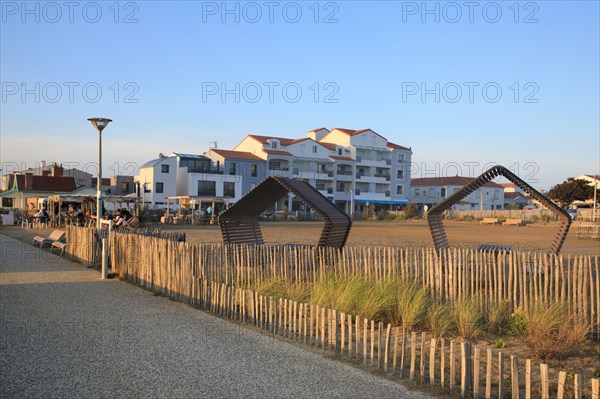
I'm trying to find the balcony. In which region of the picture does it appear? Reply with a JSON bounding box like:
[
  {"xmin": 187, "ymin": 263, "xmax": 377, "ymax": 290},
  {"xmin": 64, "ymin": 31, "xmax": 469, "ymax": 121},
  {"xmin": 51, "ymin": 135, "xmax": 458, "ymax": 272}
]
[
  {"xmin": 355, "ymin": 189, "xmax": 361, "ymax": 196},
  {"xmin": 327, "ymin": 188, "xmax": 333, "ymax": 194}
]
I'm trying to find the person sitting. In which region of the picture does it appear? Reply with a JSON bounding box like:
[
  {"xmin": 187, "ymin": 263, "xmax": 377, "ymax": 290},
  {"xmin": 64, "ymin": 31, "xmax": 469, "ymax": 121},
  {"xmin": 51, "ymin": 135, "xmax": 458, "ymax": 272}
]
[{"xmin": 114, "ymin": 209, "xmax": 132, "ymax": 228}]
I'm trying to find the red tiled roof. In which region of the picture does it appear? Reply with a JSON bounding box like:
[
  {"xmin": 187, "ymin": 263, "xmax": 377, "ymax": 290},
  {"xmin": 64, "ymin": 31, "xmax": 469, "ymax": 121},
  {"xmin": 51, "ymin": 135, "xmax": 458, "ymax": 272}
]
[
  {"xmin": 248, "ymin": 134, "xmax": 296, "ymax": 146},
  {"xmin": 263, "ymin": 149, "xmax": 293, "ymax": 156},
  {"xmin": 329, "ymin": 156, "xmax": 355, "ymax": 161},
  {"xmin": 289, "ymin": 138, "xmax": 311, "ymax": 145},
  {"xmin": 306, "ymin": 127, "xmax": 329, "ymax": 133},
  {"xmin": 585, "ymin": 174, "xmax": 600, "ymax": 180},
  {"xmin": 211, "ymin": 149, "xmax": 262, "ymax": 161},
  {"xmin": 14, "ymin": 174, "xmax": 76, "ymax": 192},
  {"xmin": 318, "ymin": 142, "xmax": 338, "ymax": 150},
  {"xmin": 411, "ymin": 176, "xmax": 504, "ymax": 188},
  {"xmin": 387, "ymin": 142, "xmax": 410, "ymax": 151},
  {"xmin": 332, "ymin": 128, "xmax": 371, "ymax": 136}
]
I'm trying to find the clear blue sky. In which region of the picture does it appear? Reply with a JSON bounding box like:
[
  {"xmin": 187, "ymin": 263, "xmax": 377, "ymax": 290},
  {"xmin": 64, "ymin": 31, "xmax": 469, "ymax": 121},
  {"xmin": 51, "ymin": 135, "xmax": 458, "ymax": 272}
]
[{"xmin": 1, "ymin": 0, "xmax": 598, "ymax": 190}]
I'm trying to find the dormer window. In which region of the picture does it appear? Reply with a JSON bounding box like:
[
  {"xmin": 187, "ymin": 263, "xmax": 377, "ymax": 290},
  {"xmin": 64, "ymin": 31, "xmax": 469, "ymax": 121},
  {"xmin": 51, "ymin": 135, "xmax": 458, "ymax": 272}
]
[
  {"xmin": 270, "ymin": 139, "xmax": 278, "ymax": 149},
  {"xmin": 337, "ymin": 147, "xmax": 342, "ymax": 156}
]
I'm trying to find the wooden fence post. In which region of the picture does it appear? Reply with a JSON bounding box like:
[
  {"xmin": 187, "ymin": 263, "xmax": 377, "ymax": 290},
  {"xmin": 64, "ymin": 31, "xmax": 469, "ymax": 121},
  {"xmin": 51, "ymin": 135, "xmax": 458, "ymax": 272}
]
[
  {"xmin": 540, "ymin": 363, "xmax": 549, "ymax": 399},
  {"xmin": 473, "ymin": 346, "xmax": 481, "ymax": 397},
  {"xmin": 486, "ymin": 348, "xmax": 492, "ymax": 399},
  {"xmin": 573, "ymin": 373, "xmax": 581, "ymax": 399},
  {"xmin": 557, "ymin": 371, "xmax": 566, "ymax": 399},
  {"xmin": 525, "ymin": 359, "xmax": 532, "ymax": 399},
  {"xmin": 498, "ymin": 351, "xmax": 505, "ymax": 399},
  {"xmin": 410, "ymin": 331, "xmax": 417, "ymax": 382},
  {"xmin": 591, "ymin": 378, "xmax": 599, "ymax": 399},
  {"xmin": 429, "ymin": 338, "xmax": 437, "ymax": 385},
  {"xmin": 449, "ymin": 340, "xmax": 456, "ymax": 389},
  {"xmin": 461, "ymin": 341, "xmax": 472, "ymax": 398},
  {"xmin": 511, "ymin": 355, "xmax": 519, "ymax": 399}
]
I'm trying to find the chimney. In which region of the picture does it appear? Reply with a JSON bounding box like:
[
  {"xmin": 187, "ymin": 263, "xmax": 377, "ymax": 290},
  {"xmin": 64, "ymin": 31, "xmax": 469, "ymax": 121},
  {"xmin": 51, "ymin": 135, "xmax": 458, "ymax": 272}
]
[
  {"xmin": 24, "ymin": 173, "xmax": 33, "ymax": 190},
  {"xmin": 52, "ymin": 164, "xmax": 64, "ymax": 177}
]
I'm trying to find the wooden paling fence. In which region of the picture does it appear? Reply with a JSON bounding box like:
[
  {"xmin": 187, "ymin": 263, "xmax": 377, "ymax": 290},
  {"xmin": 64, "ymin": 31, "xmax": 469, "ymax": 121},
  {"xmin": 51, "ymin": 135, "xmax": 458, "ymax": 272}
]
[
  {"xmin": 64, "ymin": 226, "xmax": 186, "ymax": 266},
  {"xmin": 107, "ymin": 235, "xmax": 600, "ymax": 398},
  {"xmin": 110, "ymin": 233, "xmax": 600, "ymax": 337}
]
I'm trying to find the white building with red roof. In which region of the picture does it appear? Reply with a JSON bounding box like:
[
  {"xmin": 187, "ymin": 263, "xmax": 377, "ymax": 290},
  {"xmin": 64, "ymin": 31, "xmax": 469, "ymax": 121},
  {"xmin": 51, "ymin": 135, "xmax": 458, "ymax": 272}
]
[{"xmin": 233, "ymin": 127, "xmax": 412, "ymax": 213}]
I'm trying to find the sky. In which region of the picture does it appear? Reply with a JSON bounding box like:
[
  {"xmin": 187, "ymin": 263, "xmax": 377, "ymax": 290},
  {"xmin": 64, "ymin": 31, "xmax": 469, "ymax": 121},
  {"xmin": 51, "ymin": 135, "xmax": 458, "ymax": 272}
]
[{"xmin": 1, "ymin": 0, "xmax": 599, "ymax": 190}]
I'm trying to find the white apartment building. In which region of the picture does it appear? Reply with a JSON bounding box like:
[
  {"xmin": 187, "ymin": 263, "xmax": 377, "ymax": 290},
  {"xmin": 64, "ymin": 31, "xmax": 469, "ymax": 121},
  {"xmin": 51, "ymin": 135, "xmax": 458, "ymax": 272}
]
[
  {"xmin": 135, "ymin": 153, "xmax": 243, "ymax": 207},
  {"xmin": 409, "ymin": 176, "xmax": 504, "ymax": 211},
  {"xmin": 234, "ymin": 127, "xmax": 412, "ymax": 213}
]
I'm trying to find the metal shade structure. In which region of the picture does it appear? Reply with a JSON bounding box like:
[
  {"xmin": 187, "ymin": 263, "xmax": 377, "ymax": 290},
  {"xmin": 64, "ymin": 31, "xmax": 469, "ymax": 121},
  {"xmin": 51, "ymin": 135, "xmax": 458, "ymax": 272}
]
[
  {"xmin": 427, "ymin": 165, "xmax": 571, "ymax": 255},
  {"xmin": 219, "ymin": 176, "xmax": 352, "ymax": 248}
]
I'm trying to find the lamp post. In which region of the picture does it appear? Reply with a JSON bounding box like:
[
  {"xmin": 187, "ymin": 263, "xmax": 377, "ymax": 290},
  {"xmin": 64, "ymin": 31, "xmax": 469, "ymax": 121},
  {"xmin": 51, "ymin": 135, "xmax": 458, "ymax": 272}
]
[{"xmin": 87, "ymin": 118, "xmax": 112, "ymax": 275}]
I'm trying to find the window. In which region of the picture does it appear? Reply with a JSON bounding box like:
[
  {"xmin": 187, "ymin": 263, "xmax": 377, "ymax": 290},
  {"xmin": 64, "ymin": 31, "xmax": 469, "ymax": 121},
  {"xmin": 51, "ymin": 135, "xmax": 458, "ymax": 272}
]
[
  {"xmin": 161, "ymin": 164, "xmax": 169, "ymax": 173},
  {"xmin": 229, "ymin": 163, "xmax": 236, "ymax": 175},
  {"xmin": 397, "ymin": 154, "xmax": 405, "ymax": 163},
  {"xmin": 2, "ymin": 198, "xmax": 14, "ymax": 207},
  {"xmin": 312, "ymin": 145, "xmax": 317, "ymax": 153},
  {"xmin": 428, "ymin": 188, "xmax": 434, "ymax": 197},
  {"xmin": 198, "ymin": 181, "xmax": 216, "ymax": 196},
  {"xmin": 336, "ymin": 182, "xmax": 346, "ymax": 192},
  {"xmin": 223, "ymin": 182, "xmax": 235, "ymax": 198},
  {"xmin": 156, "ymin": 182, "xmax": 164, "ymax": 193},
  {"xmin": 250, "ymin": 165, "xmax": 257, "ymax": 177},
  {"xmin": 397, "ymin": 170, "xmax": 404, "ymax": 180},
  {"xmin": 337, "ymin": 148, "xmax": 342, "ymax": 156},
  {"xmin": 440, "ymin": 188, "xmax": 446, "ymax": 197},
  {"xmin": 396, "ymin": 185, "xmax": 403, "ymax": 195},
  {"xmin": 414, "ymin": 188, "xmax": 420, "ymax": 197},
  {"xmin": 121, "ymin": 182, "xmax": 130, "ymax": 193},
  {"xmin": 144, "ymin": 183, "xmax": 151, "ymax": 193},
  {"xmin": 271, "ymin": 141, "xmax": 277, "ymax": 149}
]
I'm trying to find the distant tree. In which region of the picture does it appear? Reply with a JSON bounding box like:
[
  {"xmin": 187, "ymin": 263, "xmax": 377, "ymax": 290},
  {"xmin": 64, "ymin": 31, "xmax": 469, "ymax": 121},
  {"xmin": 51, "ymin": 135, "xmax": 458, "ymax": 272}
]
[
  {"xmin": 507, "ymin": 203, "xmax": 522, "ymax": 210},
  {"xmin": 546, "ymin": 178, "xmax": 595, "ymax": 208}
]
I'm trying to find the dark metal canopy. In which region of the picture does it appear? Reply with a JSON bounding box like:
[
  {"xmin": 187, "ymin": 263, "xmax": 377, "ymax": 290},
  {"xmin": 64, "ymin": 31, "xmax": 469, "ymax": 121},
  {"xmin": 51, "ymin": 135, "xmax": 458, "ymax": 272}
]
[
  {"xmin": 218, "ymin": 176, "xmax": 352, "ymax": 248},
  {"xmin": 427, "ymin": 165, "xmax": 571, "ymax": 255}
]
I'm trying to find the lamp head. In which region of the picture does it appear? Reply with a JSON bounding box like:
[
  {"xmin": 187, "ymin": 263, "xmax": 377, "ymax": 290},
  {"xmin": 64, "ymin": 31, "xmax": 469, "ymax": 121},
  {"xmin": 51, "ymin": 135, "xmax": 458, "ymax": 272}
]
[{"xmin": 88, "ymin": 118, "xmax": 112, "ymax": 132}]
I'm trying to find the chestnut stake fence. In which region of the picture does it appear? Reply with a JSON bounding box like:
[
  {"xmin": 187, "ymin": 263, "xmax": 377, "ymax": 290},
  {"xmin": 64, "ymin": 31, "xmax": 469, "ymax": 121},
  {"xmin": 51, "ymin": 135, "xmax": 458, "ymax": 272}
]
[{"xmin": 104, "ymin": 233, "xmax": 599, "ymax": 399}]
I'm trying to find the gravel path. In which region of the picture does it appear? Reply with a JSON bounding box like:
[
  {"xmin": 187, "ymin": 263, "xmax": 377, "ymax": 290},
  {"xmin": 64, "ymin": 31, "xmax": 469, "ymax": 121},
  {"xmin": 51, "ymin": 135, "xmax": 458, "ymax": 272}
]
[{"xmin": 0, "ymin": 233, "xmax": 432, "ymax": 399}]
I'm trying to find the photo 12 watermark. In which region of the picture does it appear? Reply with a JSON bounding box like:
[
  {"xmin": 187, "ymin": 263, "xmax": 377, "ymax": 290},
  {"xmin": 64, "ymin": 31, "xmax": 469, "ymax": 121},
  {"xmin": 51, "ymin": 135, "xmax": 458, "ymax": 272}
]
[
  {"xmin": 1, "ymin": 82, "xmax": 140, "ymax": 104},
  {"xmin": 201, "ymin": 1, "xmax": 339, "ymax": 23},
  {"xmin": 408, "ymin": 161, "xmax": 540, "ymax": 183},
  {"xmin": 401, "ymin": 82, "xmax": 539, "ymax": 104},
  {"xmin": 400, "ymin": 1, "xmax": 539, "ymax": 24},
  {"xmin": 1, "ymin": 1, "xmax": 140, "ymax": 24},
  {"xmin": 202, "ymin": 81, "xmax": 339, "ymax": 103}
]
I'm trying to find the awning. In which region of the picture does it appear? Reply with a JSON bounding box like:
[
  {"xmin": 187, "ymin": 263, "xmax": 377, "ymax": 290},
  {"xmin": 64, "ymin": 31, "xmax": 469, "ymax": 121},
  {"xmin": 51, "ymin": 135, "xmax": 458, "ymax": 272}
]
[{"xmin": 351, "ymin": 199, "xmax": 409, "ymax": 205}]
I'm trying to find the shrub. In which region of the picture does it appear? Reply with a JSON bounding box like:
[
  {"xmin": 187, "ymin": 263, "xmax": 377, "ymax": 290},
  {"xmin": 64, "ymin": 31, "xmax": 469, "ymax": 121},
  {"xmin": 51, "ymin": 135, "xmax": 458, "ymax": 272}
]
[
  {"xmin": 495, "ymin": 338, "xmax": 506, "ymax": 348},
  {"xmin": 427, "ymin": 302, "xmax": 455, "ymax": 338},
  {"xmin": 521, "ymin": 302, "xmax": 589, "ymax": 360},
  {"xmin": 455, "ymin": 299, "xmax": 483, "ymax": 340},
  {"xmin": 485, "ymin": 300, "xmax": 512, "ymax": 335},
  {"xmin": 509, "ymin": 307, "xmax": 528, "ymax": 337},
  {"xmin": 403, "ymin": 203, "xmax": 419, "ymax": 219},
  {"xmin": 384, "ymin": 213, "xmax": 397, "ymax": 220}
]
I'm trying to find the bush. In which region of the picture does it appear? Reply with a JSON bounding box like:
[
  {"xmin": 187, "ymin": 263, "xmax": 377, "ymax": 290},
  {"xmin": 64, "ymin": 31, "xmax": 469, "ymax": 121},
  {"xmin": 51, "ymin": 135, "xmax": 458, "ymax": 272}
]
[
  {"xmin": 509, "ymin": 307, "xmax": 528, "ymax": 337},
  {"xmin": 521, "ymin": 302, "xmax": 589, "ymax": 360},
  {"xmin": 455, "ymin": 299, "xmax": 483, "ymax": 340},
  {"xmin": 384, "ymin": 213, "xmax": 397, "ymax": 220},
  {"xmin": 403, "ymin": 203, "xmax": 420, "ymax": 219}
]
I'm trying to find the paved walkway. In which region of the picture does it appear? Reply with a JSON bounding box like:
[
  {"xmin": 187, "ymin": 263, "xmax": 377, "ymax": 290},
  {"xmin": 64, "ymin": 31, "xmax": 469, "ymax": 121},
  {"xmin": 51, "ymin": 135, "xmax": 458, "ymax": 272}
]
[{"xmin": 0, "ymin": 233, "xmax": 432, "ymax": 398}]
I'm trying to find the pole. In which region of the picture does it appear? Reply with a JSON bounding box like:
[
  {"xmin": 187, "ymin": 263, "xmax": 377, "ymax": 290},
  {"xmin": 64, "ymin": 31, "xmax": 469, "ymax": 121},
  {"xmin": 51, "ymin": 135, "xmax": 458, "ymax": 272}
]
[
  {"xmin": 593, "ymin": 180, "xmax": 598, "ymax": 222},
  {"xmin": 101, "ymin": 238, "xmax": 108, "ymax": 280},
  {"xmin": 97, "ymin": 130, "xmax": 103, "ymax": 241}
]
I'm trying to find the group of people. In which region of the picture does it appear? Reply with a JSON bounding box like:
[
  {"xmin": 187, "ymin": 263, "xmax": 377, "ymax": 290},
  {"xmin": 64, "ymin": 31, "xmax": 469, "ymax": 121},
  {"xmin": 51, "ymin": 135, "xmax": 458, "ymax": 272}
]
[{"xmin": 113, "ymin": 208, "xmax": 133, "ymax": 228}]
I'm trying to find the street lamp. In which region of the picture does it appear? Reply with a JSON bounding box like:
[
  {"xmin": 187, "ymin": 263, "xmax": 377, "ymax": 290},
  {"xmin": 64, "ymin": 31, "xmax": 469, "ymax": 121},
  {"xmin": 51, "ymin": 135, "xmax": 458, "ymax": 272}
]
[{"xmin": 87, "ymin": 118, "xmax": 112, "ymax": 264}]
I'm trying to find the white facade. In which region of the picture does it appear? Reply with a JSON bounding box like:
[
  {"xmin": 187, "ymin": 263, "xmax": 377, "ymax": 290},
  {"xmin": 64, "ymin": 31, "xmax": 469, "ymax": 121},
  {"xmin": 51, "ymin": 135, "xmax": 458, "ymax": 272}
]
[
  {"xmin": 135, "ymin": 153, "xmax": 245, "ymax": 207},
  {"xmin": 233, "ymin": 127, "xmax": 412, "ymax": 212},
  {"xmin": 410, "ymin": 177, "xmax": 504, "ymax": 211}
]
